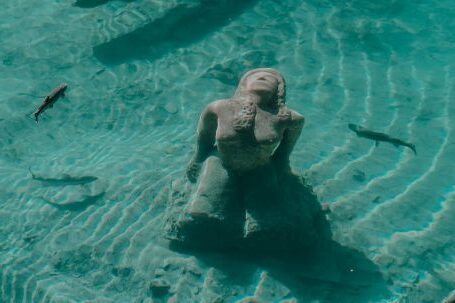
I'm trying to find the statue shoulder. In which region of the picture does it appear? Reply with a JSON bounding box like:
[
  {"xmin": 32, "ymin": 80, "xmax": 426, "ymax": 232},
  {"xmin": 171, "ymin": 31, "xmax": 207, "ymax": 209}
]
[
  {"xmin": 205, "ymin": 99, "xmax": 230, "ymax": 113},
  {"xmin": 289, "ymin": 110, "xmax": 305, "ymax": 128},
  {"xmin": 277, "ymin": 107, "xmax": 304, "ymax": 127}
]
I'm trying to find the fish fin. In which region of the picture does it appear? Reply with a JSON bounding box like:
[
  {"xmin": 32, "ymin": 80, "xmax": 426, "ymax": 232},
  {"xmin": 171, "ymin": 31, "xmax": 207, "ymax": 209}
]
[
  {"xmin": 62, "ymin": 92, "xmax": 65, "ymax": 98},
  {"xmin": 375, "ymin": 141, "xmax": 379, "ymax": 146},
  {"xmin": 49, "ymin": 104, "xmax": 53, "ymax": 108},
  {"xmin": 18, "ymin": 93, "xmax": 47, "ymax": 98},
  {"xmin": 393, "ymin": 143, "xmax": 399, "ymax": 148},
  {"xmin": 28, "ymin": 167, "xmax": 37, "ymax": 179}
]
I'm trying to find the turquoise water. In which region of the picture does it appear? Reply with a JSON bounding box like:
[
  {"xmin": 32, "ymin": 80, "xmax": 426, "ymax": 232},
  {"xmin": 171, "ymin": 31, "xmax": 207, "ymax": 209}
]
[{"xmin": 1, "ymin": 0, "xmax": 455, "ymax": 302}]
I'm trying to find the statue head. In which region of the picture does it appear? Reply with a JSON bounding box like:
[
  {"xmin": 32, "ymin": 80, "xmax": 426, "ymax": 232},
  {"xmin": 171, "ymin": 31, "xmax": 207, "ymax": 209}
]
[
  {"xmin": 232, "ymin": 68, "xmax": 290, "ymax": 132},
  {"xmin": 235, "ymin": 68, "xmax": 286, "ymax": 110}
]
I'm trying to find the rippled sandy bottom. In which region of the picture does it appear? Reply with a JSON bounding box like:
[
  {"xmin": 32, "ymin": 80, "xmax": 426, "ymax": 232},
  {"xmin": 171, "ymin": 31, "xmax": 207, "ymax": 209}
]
[{"xmin": 1, "ymin": 0, "xmax": 455, "ymax": 302}]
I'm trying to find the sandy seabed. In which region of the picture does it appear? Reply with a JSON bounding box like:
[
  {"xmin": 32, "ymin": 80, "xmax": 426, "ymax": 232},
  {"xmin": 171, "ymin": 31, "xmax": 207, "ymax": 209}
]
[{"xmin": 1, "ymin": 0, "xmax": 455, "ymax": 302}]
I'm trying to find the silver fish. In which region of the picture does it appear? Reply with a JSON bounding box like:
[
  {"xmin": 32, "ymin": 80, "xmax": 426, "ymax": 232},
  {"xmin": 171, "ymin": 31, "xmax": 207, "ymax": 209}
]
[{"xmin": 33, "ymin": 83, "xmax": 68, "ymax": 122}]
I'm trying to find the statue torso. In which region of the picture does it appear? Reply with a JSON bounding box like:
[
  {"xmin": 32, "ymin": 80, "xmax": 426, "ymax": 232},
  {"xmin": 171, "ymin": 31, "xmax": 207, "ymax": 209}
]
[{"xmin": 213, "ymin": 100, "xmax": 285, "ymax": 172}]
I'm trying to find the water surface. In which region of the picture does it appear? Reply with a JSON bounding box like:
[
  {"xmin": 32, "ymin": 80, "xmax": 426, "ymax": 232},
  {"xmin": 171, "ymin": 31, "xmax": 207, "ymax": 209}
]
[{"xmin": 1, "ymin": 0, "xmax": 455, "ymax": 302}]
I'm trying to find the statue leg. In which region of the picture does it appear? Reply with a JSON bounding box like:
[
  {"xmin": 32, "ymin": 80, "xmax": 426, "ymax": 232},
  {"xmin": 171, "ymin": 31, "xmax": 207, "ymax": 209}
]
[
  {"xmin": 242, "ymin": 165, "xmax": 331, "ymax": 252},
  {"xmin": 173, "ymin": 156, "xmax": 244, "ymax": 249},
  {"xmin": 186, "ymin": 156, "xmax": 242, "ymax": 223},
  {"xmin": 242, "ymin": 164, "xmax": 280, "ymax": 238}
]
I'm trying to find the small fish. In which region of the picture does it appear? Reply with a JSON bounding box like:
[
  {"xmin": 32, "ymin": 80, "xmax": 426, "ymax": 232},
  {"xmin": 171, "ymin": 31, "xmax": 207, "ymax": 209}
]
[
  {"xmin": 33, "ymin": 83, "xmax": 68, "ymax": 122},
  {"xmin": 29, "ymin": 167, "xmax": 97, "ymax": 186},
  {"xmin": 348, "ymin": 124, "xmax": 417, "ymax": 155}
]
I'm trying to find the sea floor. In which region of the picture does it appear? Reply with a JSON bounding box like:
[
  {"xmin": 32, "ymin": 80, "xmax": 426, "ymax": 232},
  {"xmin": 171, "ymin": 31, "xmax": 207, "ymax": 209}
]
[{"xmin": 1, "ymin": 0, "xmax": 455, "ymax": 302}]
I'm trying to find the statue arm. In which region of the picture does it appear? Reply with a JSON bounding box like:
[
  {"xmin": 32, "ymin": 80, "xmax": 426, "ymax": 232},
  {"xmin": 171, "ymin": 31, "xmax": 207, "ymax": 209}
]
[
  {"xmin": 272, "ymin": 111, "xmax": 304, "ymax": 171},
  {"xmin": 187, "ymin": 103, "xmax": 218, "ymax": 182}
]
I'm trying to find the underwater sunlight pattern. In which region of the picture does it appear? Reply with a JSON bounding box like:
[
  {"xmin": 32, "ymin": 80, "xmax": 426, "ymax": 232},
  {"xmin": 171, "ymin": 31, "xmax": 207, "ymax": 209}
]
[{"xmin": 1, "ymin": 0, "xmax": 455, "ymax": 302}]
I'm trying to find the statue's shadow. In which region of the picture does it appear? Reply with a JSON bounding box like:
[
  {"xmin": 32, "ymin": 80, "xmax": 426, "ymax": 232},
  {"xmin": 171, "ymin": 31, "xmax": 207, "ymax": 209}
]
[
  {"xmin": 163, "ymin": 170, "xmax": 391, "ymax": 302},
  {"xmin": 170, "ymin": 236, "xmax": 390, "ymax": 302}
]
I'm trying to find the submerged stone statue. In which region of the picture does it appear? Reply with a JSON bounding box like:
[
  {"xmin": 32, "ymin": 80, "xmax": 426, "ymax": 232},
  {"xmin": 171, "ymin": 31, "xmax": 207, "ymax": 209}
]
[{"xmin": 164, "ymin": 68, "xmax": 331, "ymax": 252}]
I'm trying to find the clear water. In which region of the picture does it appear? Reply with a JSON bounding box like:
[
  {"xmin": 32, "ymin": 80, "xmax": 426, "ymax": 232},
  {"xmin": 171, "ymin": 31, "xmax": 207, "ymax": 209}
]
[{"xmin": 1, "ymin": 0, "xmax": 454, "ymax": 302}]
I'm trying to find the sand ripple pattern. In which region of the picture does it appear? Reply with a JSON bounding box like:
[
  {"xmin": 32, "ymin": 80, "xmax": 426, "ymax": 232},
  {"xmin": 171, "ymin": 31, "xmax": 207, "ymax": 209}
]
[{"xmin": 1, "ymin": 0, "xmax": 455, "ymax": 302}]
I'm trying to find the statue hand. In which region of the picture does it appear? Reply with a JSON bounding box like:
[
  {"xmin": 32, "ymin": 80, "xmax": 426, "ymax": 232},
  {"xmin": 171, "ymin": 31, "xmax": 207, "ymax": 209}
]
[{"xmin": 186, "ymin": 160, "xmax": 202, "ymax": 183}]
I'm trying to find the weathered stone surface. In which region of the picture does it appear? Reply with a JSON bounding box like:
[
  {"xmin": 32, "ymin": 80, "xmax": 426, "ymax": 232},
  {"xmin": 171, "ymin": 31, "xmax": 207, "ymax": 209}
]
[
  {"xmin": 163, "ymin": 168, "xmax": 331, "ymax": 253},
  {"xmin": 149, "ymin": 278, "xmax": 171, "ymax": 297}
]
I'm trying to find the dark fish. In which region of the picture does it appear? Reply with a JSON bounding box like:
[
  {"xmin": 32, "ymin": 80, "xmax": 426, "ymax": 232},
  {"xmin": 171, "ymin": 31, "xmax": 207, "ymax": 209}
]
[
  {"xmin": 41, "ymin": 192, "xmax": 105, "ymax": 211},
  {"xmin": 29, "ymin": 167, "xmax": 97, "ymax": 186},
  {"xmin": 33, "ymin": 83, "xmax": 68, "ymax": 122},
  {"xmin": 348, "ymin": 123, "xmax": 417, "ymax": 155}
]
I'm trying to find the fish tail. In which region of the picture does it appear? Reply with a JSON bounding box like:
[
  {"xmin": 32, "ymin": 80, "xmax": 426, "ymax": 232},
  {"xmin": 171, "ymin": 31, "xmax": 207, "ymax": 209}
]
[
  {"xmin": 25, "ymin": 111, "xmax": 37, "ymax": 122},
  {"xmin": 38, "ymin": 197, "xmax": 60, "ymax": 209},
  {"xmin": 408, "ymin": 143, "xmax": 417, "ymax": 155}
]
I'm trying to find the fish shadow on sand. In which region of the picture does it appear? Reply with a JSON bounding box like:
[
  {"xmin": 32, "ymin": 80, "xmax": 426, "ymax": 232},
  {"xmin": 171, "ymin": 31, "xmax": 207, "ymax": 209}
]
[
  {"xmin": 29, "ymin": 167, "xmax": 98, "ymax": 187},
  {"xmin": 73, "ymin": 0, "xmax": 134, "ymax": 8},
  {"xmin": 41, "ymin": 192, "xmax": 105, "ymax": 212},
  {"xmin": 30, "ymin": 168, "xmax": 105, "ymax": 212}
]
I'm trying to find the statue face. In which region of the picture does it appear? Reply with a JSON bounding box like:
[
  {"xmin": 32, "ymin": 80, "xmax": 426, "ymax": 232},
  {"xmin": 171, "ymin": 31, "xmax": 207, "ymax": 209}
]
[{"xmin": 244, "ymin": 71, "xmax": 279, "ymax": 97}]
